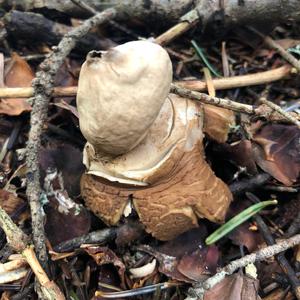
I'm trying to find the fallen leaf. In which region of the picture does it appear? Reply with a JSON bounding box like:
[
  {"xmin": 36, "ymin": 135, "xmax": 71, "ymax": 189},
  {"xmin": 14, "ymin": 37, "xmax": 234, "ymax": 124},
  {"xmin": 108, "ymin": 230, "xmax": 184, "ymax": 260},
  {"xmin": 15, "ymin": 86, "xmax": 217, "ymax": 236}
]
[
  {"xmin": 39, "ymin": 144, "xmax": 84, "ymax": 197},
  {"xmin": 5, "ymin": 53, "xmax": 34, "ymax": 87},
  {"xmin": 97, "ymin": 264, "xmax": 124, "ymax": 296},
  {"xmin": 139, "ymin": 244, "xmax": 193, "ymax": 283},
  {"xmin": 226, "ymin": 200, "xmax": 263, "ymax": 252},
  {"xmin": 228, "ymin": 222, "xmax": 262, "ymax": 252},
  {"xmin": 177, "ymin": 246, "xmax": 219, "ymax": 281},
  {"xmin": 53, "ymin": 100, "xmax": 79, "ymax": 118},
  {"xmin": 0, "ymin": 53, "xmax": 34, "ymax": 116},
  {"xmin": 218, "ymin": 140, "xmax": 258, "ymax": 175},
  {"xmin": 138, "ymin": 228, "xmax": 220, "ymax": 283},
  {"xmin": 276, "ymin": 39, "xmax": 300, "ymax": 49},
  {"xmin": 203, "ymin": 104, "xmax": 235, "ymax": 143},
  {"xmin": 159, "ymin": 227, "xmax": 207, "ymax": 258},
  {"xmin": 0, "ymin": 99, "xmax": 31, "ymax": 116},
  {"xmin": 39, "ymin": 144, "xmax": 89, "ymax": 246},
  {"xmin": 203, "ymin": 273, "xmax": 261, "ymax": 300},
  {"xmin": 0, "ymin": 189, "xmax": 26, "ymax": 217},
  {"xmin": 252, "ymin": 124, "xmax": 300, "ymax": 186},
  {"xmin": 115, "ymin": 221, "xmax": 144, "ymax": 247},
  {"xmin": 84, "ymin": 246, "xmax": 126, "ymax": 288},
  {"xmin": 43, "ymin": 167, "xmax": 91, "ymax": 246},
  {"xmin": 54, "ymin": 59, "xmax": 79, "ymax": 89}
]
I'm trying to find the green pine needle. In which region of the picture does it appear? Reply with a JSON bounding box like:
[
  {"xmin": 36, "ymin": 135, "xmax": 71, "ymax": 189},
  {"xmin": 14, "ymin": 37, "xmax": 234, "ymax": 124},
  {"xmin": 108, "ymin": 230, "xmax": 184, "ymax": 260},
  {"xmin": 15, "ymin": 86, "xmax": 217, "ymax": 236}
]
[
  {"xmin": 191, "ymin": 40, "xmax": 222, "ymax": 78},
  {"xmin": 205, "ymin": 200, "xmax": 278, "ymax": 245}
]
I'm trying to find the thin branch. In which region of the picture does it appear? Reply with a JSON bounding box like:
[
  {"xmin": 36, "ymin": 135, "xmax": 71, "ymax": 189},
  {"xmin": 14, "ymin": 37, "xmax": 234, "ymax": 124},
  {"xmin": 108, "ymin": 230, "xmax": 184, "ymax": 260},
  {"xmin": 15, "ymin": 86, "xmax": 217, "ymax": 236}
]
[
  {"xmin": 0, "ymin": 65, "xmax": 292, "ymax": 99},
  {"xmin": 25, "ymin": 7, "xmax": 116, "ymax": 273},
  {"xmin": 249, "ymin": 27, "xmax": 300, "ymax": 72},
  {"xmin": 177, "ymin": 65, "xmax": 292, "ymax": 91},
  {"xmin": 247, "ymin": 193, "xmax": 300, "ymax": 299},
  {"xmin": 171, "ymin": 83, "xmax": 255, "ymax": 114},
  {"xmin": 259, "ymin": 96, "xmax": 300, "ymax": 128},
  {"xmin": 186, "ymin": 234, "xmax": 300, "ymax": 300},
  {"xmin": 155, "ymin": 9, "xmax": 199, "ymax": 45},
  {"xmin": 0, "ymin": 206, "xmax": 64, "ymax": 299},
  {"xmin": 170, "ymin": 84, "xmax": 300, "ymax": 124}
]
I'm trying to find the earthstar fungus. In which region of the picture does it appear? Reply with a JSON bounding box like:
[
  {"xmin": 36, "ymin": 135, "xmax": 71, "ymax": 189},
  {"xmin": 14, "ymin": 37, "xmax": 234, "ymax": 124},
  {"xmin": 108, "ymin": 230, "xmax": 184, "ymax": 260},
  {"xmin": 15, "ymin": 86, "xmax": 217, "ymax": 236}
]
[{"xmin": 77, "ymin": 41, "xmax": 233, "ymax": 240}]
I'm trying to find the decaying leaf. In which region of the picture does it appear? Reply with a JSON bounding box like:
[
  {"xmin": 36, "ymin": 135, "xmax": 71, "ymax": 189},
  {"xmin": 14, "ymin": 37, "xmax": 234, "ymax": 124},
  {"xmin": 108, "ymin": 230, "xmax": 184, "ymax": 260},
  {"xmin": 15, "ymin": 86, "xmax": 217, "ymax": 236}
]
[
  {"xmin": 84, "ymin": 246, "xmax": 126, "ymax": 288},
  {"xmin": 43, "ymin": 167, "xmax": 91, "ymax": 246},
  {"xmin": 0, "ymin": 189, "xmax": 26, "ymax": 217},
  {"xmin": 203, "ymin": 104, "xmax": 236, "ymax": 143},
  {"xmin": 0, "ymin": 53, "xmax": 34, "ymax": 115},
  {"xmin": 203, "ymin": 273, "xmax": 261, "ymax": 300},
  {"xmin": 252, "ymin": 124, "xmax": 300, "ymax": 186},
  {"xmin": 40, "ymin": 144, "xmax": 89, "ymax": 245},
  {"xmin": 138, "ymin": 245, "xmax": 193, "ymax": 283},
  {"xmin": 220, "ymin": 140, "xmax": 258, "ymax": 175},
  {"xmin": 159, "ymin": 227, "xmax": 207, "ymax": 258},
  {"xmin": 115, "ymin": 221, "xmax": 145, "ymax": 247},
  {"xmin": 138, "ymin": 228, "xmax": 220, "ymax": 283},
  {"xmin": 177, "ymin": 246, "xmax": 219, "ymax": 281},
  {"xmin": 40, "ymin": 144, "xmax": 84, "ymax": 197},
  {"xmin": 228, "ymin": 222, "xmax": 262, "ymax": 252}
]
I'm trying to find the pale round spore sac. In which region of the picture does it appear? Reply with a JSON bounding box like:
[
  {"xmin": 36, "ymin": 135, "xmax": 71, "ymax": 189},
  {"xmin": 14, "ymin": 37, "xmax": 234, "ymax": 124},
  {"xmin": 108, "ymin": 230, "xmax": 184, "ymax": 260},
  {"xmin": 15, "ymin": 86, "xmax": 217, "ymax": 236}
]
[{"xmin": 76, "ymin": 41, "xmax": 173, "ymax": 156}]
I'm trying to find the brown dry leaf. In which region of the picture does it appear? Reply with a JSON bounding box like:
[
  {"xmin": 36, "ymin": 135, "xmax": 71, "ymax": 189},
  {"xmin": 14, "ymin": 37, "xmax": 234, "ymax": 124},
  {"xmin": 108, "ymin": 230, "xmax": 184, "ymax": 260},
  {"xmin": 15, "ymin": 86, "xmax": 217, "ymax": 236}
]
[
  {"xmin": 139, "ymin": 229, "xmax": 220, "ymax": 283},
  {"xmin": 43, "ymin": 168, "xmax": 91, "ymax": 246},
  {"xmin": 40, "ymin": 144, "xmax": 89, "ymax": 246},
  {"xmin": 203, "ymin": 104, "xmax": 235, "ymax": 143},
  {"xmin": 202, "ymin": 66, "xmax": 235, "ymax": 143},
  {"xmin": 0, "ymin": 189, "xmax": 26, "ymax": 217},
  {"xmin": 40, "ymin": 144, "xmax": 84, "ymax": 197},
  {"xmin": 54, "ymin": 59, "xmax": 79, "ymax": 88},
  {"xmin": 115, "ymin": 222, "xmax": 144, "ymax": 247},
  {"xmin": 276, "ymin": 39, "xmax": 300, "ymax": 49},
  {"xmin": 53, "ymin": 100, "xmax": 79, "ymax": 118},
  {"xmin": 228, "ymin": 222, "xmax": 262, "ymax": 252},
  {"xmin": 219, "ymin": 140, "xmax": 258, "ymax": 175},
  {"xmin": 204, "ymin": 273, "xmax": 261, "ymax": 300},
  {"xmin": 138, "ymin": 245, "xmax": 193, "ymax": 283},
  {"xmin": 252, "ymin": 124, "xmax": 300, "ymax": 186},
  {"xmin": 159, "ymin": 227, "xmax": 207, "ymax": 258},
  {"xmin": 177, "ymin": 246, "xmax": 219, "ymax": 282},
  {"xmin": 159, "ymin": 227, "xmax": 219, "ymax": 281},
  {"xmin": 84, "ymin": 246, "xmax": 126, "ymax": 288},
  {"xmin": 0, "ymin": 291, "xmax": 11, "ymax": 300},
  {"xmin": 0, "ymin": 52, "xmax": 34, "ymax": 115}
]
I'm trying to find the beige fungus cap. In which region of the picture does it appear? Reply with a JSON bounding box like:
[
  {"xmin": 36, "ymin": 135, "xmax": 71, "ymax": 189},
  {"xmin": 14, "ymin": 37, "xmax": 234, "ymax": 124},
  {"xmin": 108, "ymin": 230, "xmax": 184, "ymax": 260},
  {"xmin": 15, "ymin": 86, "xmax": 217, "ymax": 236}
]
[{"xmin": 76, "ymin": 40, "xmax": 173, "ymax": 157}]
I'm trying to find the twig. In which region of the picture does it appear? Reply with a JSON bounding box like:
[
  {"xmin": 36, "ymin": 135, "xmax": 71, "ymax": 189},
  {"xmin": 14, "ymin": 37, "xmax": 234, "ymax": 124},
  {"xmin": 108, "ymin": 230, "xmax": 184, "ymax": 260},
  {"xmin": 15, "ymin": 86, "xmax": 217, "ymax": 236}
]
[
  {"xmin": 155, "ymin": 9, "xmax": 199, "ymax": 45},
  {"xmin": 70, "ymin": 0, "xmax": 139, "ymax": 39},
  {"xmin": 259, "ymin": 96, "xmax": 300, "ymax": 129},
  {"xmin": 0, "ymin": 66, "xmax": 291, "ymax": 99},
  {"xmin": 0, "ymin": 268, "xmax": 28, "ymax": 284},
  {"xmin": 11, "ymin": 283, "xmax": 34, "ymax": 300},
  {"xmin": 264, "ymin": 185, "xmax": 298, "ymax": 193},
  {"xmin": 53, "ymin": 228, "xmax": 116, "ymax": 252},
  {"xmin": 247, "ymin": 193, "xmax": 300, "ymax": 300},
  {"xmin": 177, "ymin": 65, "xmax": 292, "ymax": 91},
  {"xmin": 171, "ymin": 83, "xmax": 255, "ymax": 114},
  {"xmin": 0, "ymin": 86, "xmax": 76, "ymax": 98},
  {"xmin": 286, "ymin": 199, "xmax": 300, "ymax": 238},
  {"xmin": 0, "ymin": 206, "xmax": 65, "ymax": 299},
  {"xmin": 186, "ymin": 234, "xmax": 300, "ymax": 300},
  {"xmin": 170, "ymin": 84, "xmax": 300, "ymax": 123},
  {"xmin": 249, "ymin": 27, "xmax": 300, "ymax": 72},
  {"xmin": 229, "ymin": 173, "xmax": 271, "ymax": 195},
  {"xmin": 25, "ymin": 7, "xmax": 116, "ymax": 274}
]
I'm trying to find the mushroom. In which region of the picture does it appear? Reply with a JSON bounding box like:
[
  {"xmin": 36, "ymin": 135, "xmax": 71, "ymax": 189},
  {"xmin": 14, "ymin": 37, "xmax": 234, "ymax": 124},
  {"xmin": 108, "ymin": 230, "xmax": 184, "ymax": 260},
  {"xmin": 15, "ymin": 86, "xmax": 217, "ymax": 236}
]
[{"xmin": 77, "ymin": 41, "xmax": 233, "ymax": 240}]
